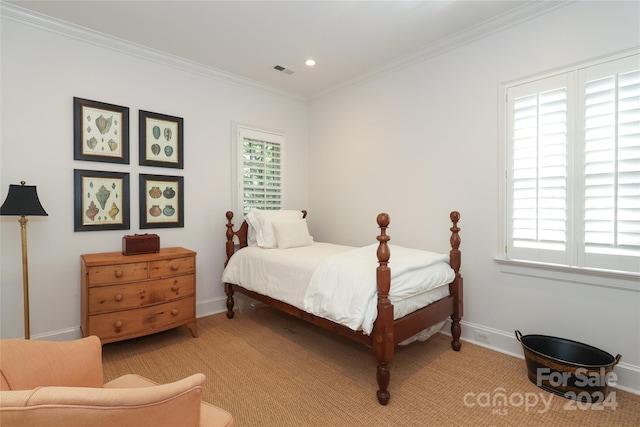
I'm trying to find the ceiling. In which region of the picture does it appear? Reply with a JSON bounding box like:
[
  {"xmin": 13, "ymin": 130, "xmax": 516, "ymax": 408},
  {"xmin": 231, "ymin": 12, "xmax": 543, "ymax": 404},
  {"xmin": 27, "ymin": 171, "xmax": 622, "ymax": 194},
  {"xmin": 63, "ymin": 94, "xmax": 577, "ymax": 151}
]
[{"xmin": 5, "ymin": 1, "xmax": 562, "ymax": 99}]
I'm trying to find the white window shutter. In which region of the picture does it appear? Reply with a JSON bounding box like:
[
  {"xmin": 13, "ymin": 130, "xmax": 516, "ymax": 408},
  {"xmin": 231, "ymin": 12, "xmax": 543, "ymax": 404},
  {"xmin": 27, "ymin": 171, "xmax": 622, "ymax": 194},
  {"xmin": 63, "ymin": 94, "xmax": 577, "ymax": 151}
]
[
  {"xmin": 507, "ymin": 74, "xmax": 571, "ymax": 264},
  {"xmin": 581, "ymin": 57, "xmax": 640, "ymax": 272},
  {"xmin": 505, "ymin": 53, "xmax": 640, "ymax": 274},
  {"xmin": 234, "ymin": 125, "xmax": 284, "ymax": 218}
]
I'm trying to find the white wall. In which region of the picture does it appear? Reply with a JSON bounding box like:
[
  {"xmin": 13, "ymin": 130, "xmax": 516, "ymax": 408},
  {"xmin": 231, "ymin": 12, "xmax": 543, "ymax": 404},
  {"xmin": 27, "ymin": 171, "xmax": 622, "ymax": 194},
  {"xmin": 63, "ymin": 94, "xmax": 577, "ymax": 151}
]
[
  {"xmin": 308, "ymin": 1, "xmax": 640, "ymax": 393},
  {"xmin": 0, "ymin": 15, "xmax": 309, "ymax": 339}
]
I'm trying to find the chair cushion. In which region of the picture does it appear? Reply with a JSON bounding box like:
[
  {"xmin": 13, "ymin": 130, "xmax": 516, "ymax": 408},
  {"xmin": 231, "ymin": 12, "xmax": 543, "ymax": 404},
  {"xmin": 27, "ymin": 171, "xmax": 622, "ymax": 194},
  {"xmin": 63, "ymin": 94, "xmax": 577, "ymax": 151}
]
[
  {"xmin": 0, "ymin": 373, "xmax": 206, "ymax": 427},
  {"xmin": 0, "ymin": 336, "xmax": 103, "ymax": 390}
]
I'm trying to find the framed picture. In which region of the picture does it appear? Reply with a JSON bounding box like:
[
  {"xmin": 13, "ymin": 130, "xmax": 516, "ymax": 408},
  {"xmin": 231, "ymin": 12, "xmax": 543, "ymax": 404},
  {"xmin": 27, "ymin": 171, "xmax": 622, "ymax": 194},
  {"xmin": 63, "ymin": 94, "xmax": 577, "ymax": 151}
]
[
  {"xmin": 74, "ymin": 169, "xmax": 130, "ymax": 231},
  {"xmin": 139, "ymin": 174, "xmax": 184, "ymax": 229},
  {"xmin": 74, "ymin": 97, "xmax": 129, "ymax": 164},
  {"xmin": 139, "ymin": 110, "xmax": 184, "ymax": 168}
]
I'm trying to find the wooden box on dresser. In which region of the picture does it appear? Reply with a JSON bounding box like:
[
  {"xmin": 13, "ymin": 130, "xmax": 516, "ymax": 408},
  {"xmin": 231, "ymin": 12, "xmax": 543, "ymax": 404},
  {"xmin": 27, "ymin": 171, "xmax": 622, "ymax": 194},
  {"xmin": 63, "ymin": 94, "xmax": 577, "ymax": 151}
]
[{"xmin": 81, "ymin": 247, "xmax": 198, "ymax": 344}]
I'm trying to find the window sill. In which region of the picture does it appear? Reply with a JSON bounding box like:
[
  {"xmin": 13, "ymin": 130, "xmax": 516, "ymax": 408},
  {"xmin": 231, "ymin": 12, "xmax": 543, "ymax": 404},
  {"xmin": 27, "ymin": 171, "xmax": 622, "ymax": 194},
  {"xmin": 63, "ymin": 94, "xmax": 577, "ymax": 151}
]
[{"xmin": 494, "ymin": 258, "xmax": 639, "ymax": 292}]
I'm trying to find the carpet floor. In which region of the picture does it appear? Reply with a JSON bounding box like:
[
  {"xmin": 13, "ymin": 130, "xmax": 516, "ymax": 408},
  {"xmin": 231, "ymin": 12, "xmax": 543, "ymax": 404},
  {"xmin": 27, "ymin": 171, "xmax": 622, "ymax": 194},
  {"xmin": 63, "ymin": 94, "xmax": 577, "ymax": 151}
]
[{"xmin": 102, "ymin": 307, "xmax": 639, "ymax": 426}]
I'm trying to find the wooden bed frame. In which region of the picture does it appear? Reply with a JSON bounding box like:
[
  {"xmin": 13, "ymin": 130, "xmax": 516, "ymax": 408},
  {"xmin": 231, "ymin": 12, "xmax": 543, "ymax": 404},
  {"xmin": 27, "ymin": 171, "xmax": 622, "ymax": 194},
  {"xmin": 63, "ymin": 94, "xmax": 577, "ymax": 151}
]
[{"xmin": 223, "ymin": 210, "xmax": 463, "ymax": 405}]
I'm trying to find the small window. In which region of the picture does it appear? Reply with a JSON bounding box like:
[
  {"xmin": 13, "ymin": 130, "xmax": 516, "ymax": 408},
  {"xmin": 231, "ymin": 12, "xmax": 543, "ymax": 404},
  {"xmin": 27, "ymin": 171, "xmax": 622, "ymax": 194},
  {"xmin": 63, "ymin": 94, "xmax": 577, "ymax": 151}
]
[{"xmin": 232, "ymin": 125, "xmax": 285, "ymax": 218}]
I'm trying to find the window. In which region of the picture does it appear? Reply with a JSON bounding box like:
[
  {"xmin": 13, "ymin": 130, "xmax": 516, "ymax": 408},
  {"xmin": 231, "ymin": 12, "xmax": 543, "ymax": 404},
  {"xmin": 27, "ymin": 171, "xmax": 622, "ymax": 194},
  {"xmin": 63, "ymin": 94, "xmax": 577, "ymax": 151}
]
[
  {"xmin": 232, "ymin": 125, "xmax": 284, "ymax": 218},
  {"xmin": 504, "ymin": 53, "xmax": 640, "ymax": 275}
]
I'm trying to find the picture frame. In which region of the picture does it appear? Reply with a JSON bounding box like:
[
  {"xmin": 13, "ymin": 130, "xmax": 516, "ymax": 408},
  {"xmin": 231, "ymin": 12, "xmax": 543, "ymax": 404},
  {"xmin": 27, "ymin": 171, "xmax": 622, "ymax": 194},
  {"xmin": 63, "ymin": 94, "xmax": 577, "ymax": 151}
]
[
  {"xmin": 74, "ymin": 169, "xmax": 130, "ymax": 231},
  {"xmin": 139, "ymin": 110, "xmax": 184, "ymax": 169},
  {"xmin": 74, "ymin": 97, "xmax": 129, "ymax": 164},
  {"xmin": 139, "ymin": 174, "xmax": 184, "ymax": 229}
]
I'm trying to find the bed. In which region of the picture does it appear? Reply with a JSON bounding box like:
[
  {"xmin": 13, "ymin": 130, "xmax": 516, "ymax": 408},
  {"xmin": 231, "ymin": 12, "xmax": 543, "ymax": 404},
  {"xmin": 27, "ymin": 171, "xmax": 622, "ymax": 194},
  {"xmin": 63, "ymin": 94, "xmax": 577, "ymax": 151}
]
[{"xmin": 222, "ymin": 209, "xmax": 463, "ymax": 405}]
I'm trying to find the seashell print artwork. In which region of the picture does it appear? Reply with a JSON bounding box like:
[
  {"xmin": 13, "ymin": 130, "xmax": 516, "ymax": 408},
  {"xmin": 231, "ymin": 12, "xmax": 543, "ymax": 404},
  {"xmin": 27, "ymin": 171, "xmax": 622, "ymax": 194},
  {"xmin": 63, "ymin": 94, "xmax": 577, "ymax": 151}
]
[
  {"xmin": 164, "ymin": 128, "xmax": 172, "ymax": 141},
  {"xmin": 85, "ymin": 201, "xmax": 99, "ymax": 221},
  {"xmin": 86, "ymin": 137, "xmax": 98, "ymax": 149},
  {"xmin": 108, "ymin": 202, "xmax": 119, "ymax": 220},
  {"xmin": 153, "ymin": 126, "xmax": 161, "ymax": 140},
  {"xmin": 163, "ymin": 187, "xmax": 175, "ymax": 199},
  {"xmin": 108, "ymin": 139, "xmax": 118, "ymax": 151},
  {"xmin": 164, "ymin": 145, "xmax": 174, "ymax": 157},
  {"xmin": 149, "ymin": 205, "xmax": 162, "ymax": 217},
  {"xmin": 151, "ymin": 143, "xmax": 161, "ymax": 156},
  {"xmin": 95, "ymin": 115, "xmax": 113, "ymax": 135},
  {"xmin": 163, "ymin": 205, "xmax": 175, "ymax": 216},
  {"xmin": 148, "ymin": 186, "xmax": 162, "ymax": 199},
  {"xmin": 95, "ymin": 185, "xmax": 111, "ymax": 210}
]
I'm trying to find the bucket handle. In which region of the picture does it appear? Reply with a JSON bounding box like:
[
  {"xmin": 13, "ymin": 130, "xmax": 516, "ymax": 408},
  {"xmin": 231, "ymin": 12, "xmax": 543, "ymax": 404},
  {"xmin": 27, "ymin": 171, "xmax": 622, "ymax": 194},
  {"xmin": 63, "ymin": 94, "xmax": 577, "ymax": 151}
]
[
  {"xmin": 614, "ymin": 354, "xmax": 622, "ymax": 365},
  {"xmin": 515, "ymin": 330, "xmax": 523, "ymax": 342}
]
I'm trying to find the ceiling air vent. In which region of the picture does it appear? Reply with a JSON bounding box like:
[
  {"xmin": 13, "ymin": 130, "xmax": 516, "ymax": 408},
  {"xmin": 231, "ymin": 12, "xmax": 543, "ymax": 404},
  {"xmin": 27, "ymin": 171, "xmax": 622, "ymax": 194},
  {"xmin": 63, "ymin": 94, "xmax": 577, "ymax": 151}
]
[{"xmin": 274, "ymin": 65, "xmax": 295, "ymax": 75}]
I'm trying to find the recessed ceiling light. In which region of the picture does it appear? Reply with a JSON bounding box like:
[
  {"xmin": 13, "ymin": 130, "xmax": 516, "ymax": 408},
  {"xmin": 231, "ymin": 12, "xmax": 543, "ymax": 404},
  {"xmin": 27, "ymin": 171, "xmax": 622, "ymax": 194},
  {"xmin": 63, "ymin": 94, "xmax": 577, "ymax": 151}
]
[{"xmin": 305, "ymin": 59, "xmax": 316, "ymax": 67}]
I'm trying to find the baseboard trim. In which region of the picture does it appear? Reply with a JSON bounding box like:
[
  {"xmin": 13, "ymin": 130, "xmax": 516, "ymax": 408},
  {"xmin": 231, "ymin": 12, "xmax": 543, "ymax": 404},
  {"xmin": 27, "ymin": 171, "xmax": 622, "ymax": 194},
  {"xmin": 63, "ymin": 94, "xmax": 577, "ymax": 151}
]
[
  {"xmin": 196, "ymin": 295, "xmax": 228, "ymax": 318},
  {"xmin": 440, "ymin": 320, "xmax": 639, "ymax": 396},
  {"xmin": 32, "ymin": 327, "xmax": 82, "ymax": 341}
]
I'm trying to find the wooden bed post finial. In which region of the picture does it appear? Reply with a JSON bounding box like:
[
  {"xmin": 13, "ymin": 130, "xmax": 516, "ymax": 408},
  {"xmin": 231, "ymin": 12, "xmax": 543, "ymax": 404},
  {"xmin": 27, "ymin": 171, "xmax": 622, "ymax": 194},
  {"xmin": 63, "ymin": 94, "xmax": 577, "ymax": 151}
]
[
  {"xmin": 225, "ymin": 211, "xmax": 235, "ymax": 266},
  {"xmin": 449, "ymin": 211, "xmax": 461, "ymax": 273},
  {"xmin": 374, "ymin": 212, "xmax": 393, "ymax": 405}
]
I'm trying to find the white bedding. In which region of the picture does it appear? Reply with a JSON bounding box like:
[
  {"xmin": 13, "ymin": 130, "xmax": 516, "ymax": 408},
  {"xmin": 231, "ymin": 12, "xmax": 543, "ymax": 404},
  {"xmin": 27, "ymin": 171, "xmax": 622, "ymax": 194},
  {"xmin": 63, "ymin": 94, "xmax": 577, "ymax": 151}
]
[{"xmin": 221, "ymin": 242, "xmax": 454, "ymax": 335}]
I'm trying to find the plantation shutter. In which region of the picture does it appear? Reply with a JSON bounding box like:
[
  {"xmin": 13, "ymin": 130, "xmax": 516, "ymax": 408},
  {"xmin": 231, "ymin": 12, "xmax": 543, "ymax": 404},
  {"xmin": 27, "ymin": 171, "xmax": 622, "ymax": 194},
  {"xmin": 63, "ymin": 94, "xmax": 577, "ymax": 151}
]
[
  {"xmin": 580, "ymin": 56, "xmax": 640, "ymax": 271},
  {"xmin": 507, "ymin": 74, "xmax": 571, "ymax": 264},
  {"xmin": 241, "ymin": 133, "xmax": 282, "ymax": 214},
  {"xmin": 506, "ymin": 53, "xmax": 640, "ymax": 274}
]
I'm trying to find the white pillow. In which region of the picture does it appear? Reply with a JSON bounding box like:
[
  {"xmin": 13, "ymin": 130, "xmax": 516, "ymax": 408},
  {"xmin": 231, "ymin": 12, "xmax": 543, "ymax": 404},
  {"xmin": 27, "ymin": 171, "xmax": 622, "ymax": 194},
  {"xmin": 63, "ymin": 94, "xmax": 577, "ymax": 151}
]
[
  {"xmin": 246, "ymin": 211, "xmax": 259, "ymax": 247},
  {"xmin": 246, "ymin": 209, "xmax": 304, "ymax": 248},
  {"xmin": 247, "ymin": 226, "xmax": 258, "ymax": 247},
  {"xmin": 272, "ymin": 219, "xmax": 314, "ymax": 249}
]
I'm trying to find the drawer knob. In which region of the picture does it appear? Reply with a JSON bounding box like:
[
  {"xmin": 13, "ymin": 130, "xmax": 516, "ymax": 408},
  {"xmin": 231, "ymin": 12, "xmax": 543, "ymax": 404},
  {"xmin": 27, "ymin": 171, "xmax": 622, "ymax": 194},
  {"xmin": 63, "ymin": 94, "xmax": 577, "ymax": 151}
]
[
  {"xmin": 171, "ymin": 309, "xmax": 179, "ymax": 316},
  {"xmin": 171, "ymin": 285, "xmax": 179, "ymax": 292},
  {"xmin": 115, "ymin": 294, "xmax": 123, "ymax": 302},
  {"xmin": 170, "ymin": 264, "xmax": 179, "ymax": 271},
  {"xmin": 114, "ymin": 320, "xmax": 123, "ymax": 332},
  {"xmin": 114, "ymin": 269, "xmax": 124, "ymax": 278}
]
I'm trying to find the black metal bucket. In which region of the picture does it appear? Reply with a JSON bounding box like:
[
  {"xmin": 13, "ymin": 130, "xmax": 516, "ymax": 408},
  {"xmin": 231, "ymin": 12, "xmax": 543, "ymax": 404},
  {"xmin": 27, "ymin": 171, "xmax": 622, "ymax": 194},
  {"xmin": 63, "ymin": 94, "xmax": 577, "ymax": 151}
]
[{"xmin": 515, "ymin": 330, "xmax": 621, "ymax": 402}]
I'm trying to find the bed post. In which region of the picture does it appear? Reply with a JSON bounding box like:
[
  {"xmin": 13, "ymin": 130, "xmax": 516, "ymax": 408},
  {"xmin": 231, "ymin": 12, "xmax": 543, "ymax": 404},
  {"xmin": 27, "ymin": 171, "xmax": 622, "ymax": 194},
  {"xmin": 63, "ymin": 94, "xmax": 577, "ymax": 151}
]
[
  {"xmin": 373, "ymin": 213, "xmax": 393, "ymax": 405},
  {"xmin": 449, "ymin": 211, "xmax": 463, "ymax": 351},
  {"xmin": 225, "ymin": 211, "xmax": 236, "ymax": 266},
  {"xmin": 225, "ymin": 211, "xmax": 236, "ymax": 319}
]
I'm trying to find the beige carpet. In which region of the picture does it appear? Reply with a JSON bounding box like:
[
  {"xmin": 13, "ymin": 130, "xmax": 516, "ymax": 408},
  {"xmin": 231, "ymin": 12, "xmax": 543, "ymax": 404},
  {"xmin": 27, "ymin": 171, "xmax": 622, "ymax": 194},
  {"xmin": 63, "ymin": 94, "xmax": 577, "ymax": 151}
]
[{"xmin": 102, "ymin": 307, "xmax": 639, "ymax": 426}]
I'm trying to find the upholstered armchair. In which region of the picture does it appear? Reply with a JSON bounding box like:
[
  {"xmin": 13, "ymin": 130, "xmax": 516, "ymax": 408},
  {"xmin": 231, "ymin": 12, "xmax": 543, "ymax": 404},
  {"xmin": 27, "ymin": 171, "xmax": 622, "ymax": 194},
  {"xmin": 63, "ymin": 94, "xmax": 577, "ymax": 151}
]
[{"xmin": 0, "ymin": 336, "xmax": 233, "ymax": 427}]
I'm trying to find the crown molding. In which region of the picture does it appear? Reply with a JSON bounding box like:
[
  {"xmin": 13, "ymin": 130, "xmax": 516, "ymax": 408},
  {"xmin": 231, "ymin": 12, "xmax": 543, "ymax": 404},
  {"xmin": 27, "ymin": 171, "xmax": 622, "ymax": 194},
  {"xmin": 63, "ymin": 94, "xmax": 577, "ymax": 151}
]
[
  {"xmin": 309, "ymin": 0, "xmax": 572, "ymax": 101},
  {"xmin": 2, "ymin": 1, "xmax": 570, "ymax": 103},
  {"xmin": 0, "ymin": 2, "xmax": 307, "ymax": 103}
]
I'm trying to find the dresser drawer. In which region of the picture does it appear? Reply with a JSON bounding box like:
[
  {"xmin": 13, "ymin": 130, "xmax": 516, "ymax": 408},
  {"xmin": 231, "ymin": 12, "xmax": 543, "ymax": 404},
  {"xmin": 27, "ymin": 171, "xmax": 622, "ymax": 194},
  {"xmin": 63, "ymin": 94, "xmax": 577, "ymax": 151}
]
[
  {"xmin": 148, "ymin": 256, "xmax": 195, "ymax": 278},
  {"xmin": 87, "ymin": 275, "xmax": 195, "ymax": 314},
  {"xmin": 86, "ymin": 262, "xmax": 148, "ymax": 286},
  {"xmin": 88, "ymin": 297, "xmax": 195, "ymax": 342}
]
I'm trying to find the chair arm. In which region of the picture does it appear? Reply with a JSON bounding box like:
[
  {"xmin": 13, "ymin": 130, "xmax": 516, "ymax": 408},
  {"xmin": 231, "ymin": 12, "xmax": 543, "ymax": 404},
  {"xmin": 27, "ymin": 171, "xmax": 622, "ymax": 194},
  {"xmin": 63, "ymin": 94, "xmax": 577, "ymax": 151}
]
[{"xmin": 0, "ymin": 373, "xmax": 205, "ymax": 427}]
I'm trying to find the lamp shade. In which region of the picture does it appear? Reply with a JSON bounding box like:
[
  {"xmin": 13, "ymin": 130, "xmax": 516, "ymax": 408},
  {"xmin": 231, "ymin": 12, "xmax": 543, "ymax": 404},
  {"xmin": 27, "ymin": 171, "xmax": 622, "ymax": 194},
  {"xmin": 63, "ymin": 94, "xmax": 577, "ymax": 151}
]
[{"xmin": 0, "ymin": 182, "xmax": 48, "ymax": 216}]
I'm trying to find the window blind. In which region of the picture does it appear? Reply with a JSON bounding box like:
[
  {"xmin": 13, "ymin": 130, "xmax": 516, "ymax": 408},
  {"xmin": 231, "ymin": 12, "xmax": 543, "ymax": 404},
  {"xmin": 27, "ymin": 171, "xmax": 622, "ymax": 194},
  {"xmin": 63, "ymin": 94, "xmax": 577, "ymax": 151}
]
[
  {"xmin": 233, "ymin": 125, "xmax": 285, "ymax": 218},
  {"xmin": 584, "ymin": 69, "xmax": 640, "ymax": 256},
  {"xmin": 242, "ymin": 137, "xmax": 282, "ymax": 214},
  {"xmin": 512, "ymin": 88, "xmax": 568, "ymax": 251}
]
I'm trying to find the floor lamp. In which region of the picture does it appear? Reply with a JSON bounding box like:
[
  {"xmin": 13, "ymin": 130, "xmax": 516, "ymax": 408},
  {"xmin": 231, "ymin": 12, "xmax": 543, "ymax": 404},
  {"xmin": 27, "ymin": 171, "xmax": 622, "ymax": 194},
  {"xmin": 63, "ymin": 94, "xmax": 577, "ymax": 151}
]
[{"xmin": 0, "ymin": 181, "xmax": 48, "ymax": 339}]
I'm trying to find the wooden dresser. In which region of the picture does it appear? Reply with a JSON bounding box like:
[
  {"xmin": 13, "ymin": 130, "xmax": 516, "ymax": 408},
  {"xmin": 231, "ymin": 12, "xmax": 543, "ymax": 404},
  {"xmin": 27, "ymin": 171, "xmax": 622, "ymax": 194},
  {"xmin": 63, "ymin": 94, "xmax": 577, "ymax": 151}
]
[{"xmin": 81, "ymin": 247, "xmax": 198, "ymax": 344}]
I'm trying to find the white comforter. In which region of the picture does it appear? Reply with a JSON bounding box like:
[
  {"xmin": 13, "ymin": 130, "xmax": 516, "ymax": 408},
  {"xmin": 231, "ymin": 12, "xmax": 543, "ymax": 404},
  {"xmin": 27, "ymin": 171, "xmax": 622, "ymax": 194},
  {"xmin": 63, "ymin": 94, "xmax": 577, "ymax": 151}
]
[
  {"xmin": 221, "ymin": 242, "xmax": 454, "ymax": 335},
  {"xmin": 303, "ymin": 244, "xmax": 454, "ymax": 334}
]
